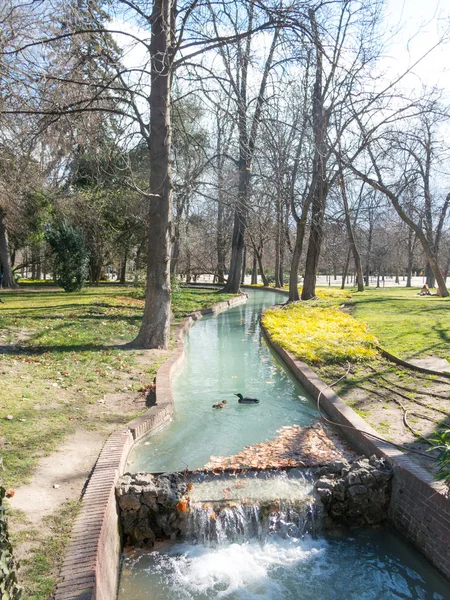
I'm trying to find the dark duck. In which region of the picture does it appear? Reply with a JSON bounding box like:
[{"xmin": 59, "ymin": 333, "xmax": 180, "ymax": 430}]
[{"xmin": 235, "ymin": 393, "xmax": 260, "ymax": 404}]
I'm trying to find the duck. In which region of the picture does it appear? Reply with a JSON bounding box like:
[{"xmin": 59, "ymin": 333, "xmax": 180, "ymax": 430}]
[
  {"xmin": 212, "ymin": 400, "xmax": 227, "ymax": 409},
  {"xmin": 235, "ymin": 393, "xmax": 260, "ymax": 404}
]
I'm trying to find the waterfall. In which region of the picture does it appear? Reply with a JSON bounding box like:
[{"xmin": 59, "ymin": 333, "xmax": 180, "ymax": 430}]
[{"xmin": 184, "ymin": 470, "xmax": 322, "ymax": 546}]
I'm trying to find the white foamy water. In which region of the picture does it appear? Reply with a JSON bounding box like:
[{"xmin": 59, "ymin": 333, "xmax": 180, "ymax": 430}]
[
  {"xmin": 119, "ymin": 537, "xmax": 327, "ymax": 600},
  {"xmin": 118, "ymin": 530, "xmax": 450, "ymax": 600}
]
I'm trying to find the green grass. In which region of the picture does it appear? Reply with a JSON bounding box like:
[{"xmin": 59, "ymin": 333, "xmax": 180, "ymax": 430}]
[
  {"xmin": 12, "ymin": 500, "xmax": 81, "ymax": 600},
  {"xmin": 170, "ymin": 288, "xmax": 238, "ymax": 321},
  {"xmin": 0, "ymin": 284, "xmax": 236, "ymax": 600},
  {"xmin": 350, "ymin": 286, "xmax": 450, "ymax": 360},
  {"xmin": 0, "ymin": 285, "xmax": 236, "ymax": 489}
]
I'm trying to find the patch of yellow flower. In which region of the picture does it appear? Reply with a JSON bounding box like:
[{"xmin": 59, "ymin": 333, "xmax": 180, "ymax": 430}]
[
  {"xmin": 313, "ymin": 287, "xmax": 352, "ymax": 301},
  {"xmin": 262, "ymin": 302, "xmax": 378, "ymax": 364}
]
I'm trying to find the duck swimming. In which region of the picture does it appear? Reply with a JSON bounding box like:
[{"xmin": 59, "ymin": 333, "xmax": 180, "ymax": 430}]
[
  {"xmin": 235, "ymin": 393, "xmax": 260, "ymax": 404},
  {"xmin": 212, "ymin": 400, "xmax": 227, "ymax": 409}
]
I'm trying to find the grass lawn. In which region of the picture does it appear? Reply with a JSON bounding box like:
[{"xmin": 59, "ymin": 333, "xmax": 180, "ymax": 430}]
[
  {"xmin": 0, "ymin": 285, "xmax": 235, "ymax": 489},
  {"xmin": 263, "ymin": 285, "xmax": 450, "ymax": 483},
  {"xmin": 0, "ymin": 283, "xmax": 235, "ymax": 600},
  {"xmin": 350, "ymin": 287, "xmax": 450, "ymax": 361}
]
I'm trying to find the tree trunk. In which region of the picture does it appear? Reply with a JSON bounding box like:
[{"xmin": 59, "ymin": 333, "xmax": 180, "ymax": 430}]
[
  {"xmin": 275, "ymin": 196, "xmax": 282, "ymax": 288},
  {"xmin": 0, "ymin": 208, "xmax": 18, "ymax": 288},
  {"xmin": 301, "ymin": 11, "xmax": 328, "ymax": 301},
  {"xmin": 120, "ymin": 248, "xmax": 128, "ymax": 284},
  {"xmin": 288, "ymin": 162, "xmax": 313, "ymax": 301},
  {"xmin": 255, "ymin": 246, "xmax": 269, "ymax": 287},
  {"xmin": 222, "ymin": 165, "xmax": 250, "ymax": 293},
  {"xmin": 341, "ymin": 248, "xmax": 351, "ymax": 289},
  {"xmin": 339, "ymin": 172, "xmax": 364, "ymax": 292},
  {"xmin": 241, "ymin": 245, "xmax": 247, "ymax": 284},
  {"xmin": 216, "ymin": 197, "xmax": 226, "ymax": 284},
  {"xmin": 288, "ymin": 211, "xmax": 309, "ymax": 301},
  {"xmin": 170, "ymin": 225, "xmax": 180, "ymax": 276},
  {"xmin": 406, "ymin": 229, "xmax": 414, "ymax": 287},
  {"xmin": 364, "ymin": 222, "xmax": 373, "ymax": 286},
  {"xmin": 251, "ymin": 252, "xmax": 258, "ymax": 284},
  {"xmin": 133, "ymin": 0, "xmax": 174, "ymax": 348},
  {"xmin": 216, "ymin": 131, "xmax": 226, "ymax": 284},
  {"xmin": 425, "ymin": 261, "xmax": 435, "ymax": 288},
  {"xmin": 301, "ymin": 191, "xmax": 325, "ymax": 300},
  {"xmin": 134, "ymin": 238, "xmax": 145, "ymax": 285}
]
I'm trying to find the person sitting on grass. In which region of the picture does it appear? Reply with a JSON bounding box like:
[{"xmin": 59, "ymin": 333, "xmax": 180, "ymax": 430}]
[{"xmin": 418, "ymin": 283, "xmax": 431, "ymax": 296}]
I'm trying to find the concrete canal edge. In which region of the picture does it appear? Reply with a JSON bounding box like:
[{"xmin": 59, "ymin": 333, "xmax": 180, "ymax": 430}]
[
  {"xmin": 260, "ymin": 316, "xmax": 450, "ymax": 581},
  {"xmin": 53, "ymin": 293, "xmax": 248, "ymax": 600}
]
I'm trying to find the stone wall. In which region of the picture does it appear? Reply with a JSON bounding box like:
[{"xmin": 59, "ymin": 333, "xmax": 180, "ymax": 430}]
[
  {"xmin": 117, "ymin": 472, "xmax": 190, "ymax": 546},
  {"xmin": 315, "ymin": 456, "xmax": 392, "ymax": 527},
  {"xmin": 116, "ymin": 458, "xmax": 393, "ymax": 546},
  {"xmin": 389, "ymin": 461, "xmax": 450, "ymax": 578}
]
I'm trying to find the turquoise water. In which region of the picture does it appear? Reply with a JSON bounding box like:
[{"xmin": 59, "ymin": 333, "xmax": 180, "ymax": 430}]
[
  {"xmin": 129, "ymin": 290, "xmax": 317, "ymax": 473},
  {"xmin": 118, "ymin": 529, "xmax": 450, "ymax": 599},
  {"xmin": 121, "ymin": 289, "xmax": 450, "ymax": 599}
]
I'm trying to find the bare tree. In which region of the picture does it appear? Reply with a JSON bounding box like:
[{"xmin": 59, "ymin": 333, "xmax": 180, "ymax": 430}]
[
  {"xmin": 346, "ymin": 109, "xmax": 450, "ymax": 296},
  {"xmin": 2, "ymin": 0, "xmax": 293, "ymax": 346}
]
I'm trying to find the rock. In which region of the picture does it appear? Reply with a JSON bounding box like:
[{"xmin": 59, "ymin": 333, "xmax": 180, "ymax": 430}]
[
  {"xmin": 117, "ymin": 492, "xmax": 141, "ymax": 512},
  {"xmin": 329, "ymin": 459, "xmax": 349, "ymax": 473},
  {"xmin": 315, "ymin": 478, "xmax": 335, "ymax": 490},
  {"xmin": 316, "ymin": 488, "xmax": 333, "ymax": 503},
  {"xmin": 133, "ymin": 473, "xmax": 155, "ymax": 486},
  {"xmin": 348, "ymin": 485, "xmax": 368, "ymax": 497},
  {"xmin": 359, "ymin": 470, "xmax": 374, "ymax": 485},
  {"xmin": 347, "ymin": 472, "xmax": 361, "ymax": 485}
]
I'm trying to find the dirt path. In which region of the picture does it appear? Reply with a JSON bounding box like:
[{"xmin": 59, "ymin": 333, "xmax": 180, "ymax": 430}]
[
  {"xmin": 321, "ymin": 359, "xmax": 450, "ymax": 476},
  {"xmin": 9, "ymin": 429, "xmax": 107, "ymax": 524}
]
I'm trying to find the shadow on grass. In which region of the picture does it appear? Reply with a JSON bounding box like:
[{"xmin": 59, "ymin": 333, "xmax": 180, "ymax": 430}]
[
  {"xmin": 431, "ymin": 324, "xmax": 450, "ymax": 348},
  {"xmin": 333, "ymin": 361, "xmax": 450, "ymax": 473},
  {"xmin": 0, "ymin": 341, "xmax": 136, "ymax": 356},
  {"xmin": 0, "ymin": 301, "xmax": 140, "ymax": 314}
]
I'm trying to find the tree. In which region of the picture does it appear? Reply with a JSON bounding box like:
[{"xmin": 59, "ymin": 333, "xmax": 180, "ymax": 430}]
[
  {"xmin": 219, "ymin": 19, "xmax": 281, "ymax": 293},
  {"xmin": 46, "ymin": 220, "xmax": 89, "ymax": 292},
  {"xmin": 345, "ymin": 110, "xmax": 450, "ymax": 297},
  {"xmin": 338, "ymin": 170, "xmax": 364, "ymax": 291}
]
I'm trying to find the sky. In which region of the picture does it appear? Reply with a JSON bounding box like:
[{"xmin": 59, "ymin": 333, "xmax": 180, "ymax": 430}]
[
  {"xmin": 111, "ymin": 0, "xmax": 450, "ymax": 91},
  {"xmin": 382, "ymin": 0, "xmax": 450, "ymax": 90}
]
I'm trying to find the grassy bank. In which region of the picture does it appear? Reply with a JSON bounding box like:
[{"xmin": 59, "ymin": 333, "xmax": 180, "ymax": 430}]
[
  {"xmin": 350, "ymin": 287, "xmax": 450, "ymax": 361},
  {"xmin": 262, "ymin": 287, "xmax": 377, "ymax": 364},
  {"xmin": 0, "ymin": 285, "xmax": 235, "ymax": 489},
  {"xmin": 262, "ymin": 286, "xmax": 450, "ymax": 480}
]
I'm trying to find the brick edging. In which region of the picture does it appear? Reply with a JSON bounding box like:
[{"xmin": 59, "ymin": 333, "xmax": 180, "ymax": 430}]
[
  {"xmin": 54, "ymin": 293, "xmax": 248, "ymax": 600},
  {"xmin": 260, "ymin": 312, "xmax": 450, "ymax": 581}
]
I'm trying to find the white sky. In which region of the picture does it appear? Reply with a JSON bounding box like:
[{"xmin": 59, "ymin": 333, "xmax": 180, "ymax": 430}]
[
  {"xmin": 111, "ymin": 0, "xmax": 450, "ymax": 91},
  {"xmin": 382, "ymin": 0, "xmax": 450, "ymax": 90}
]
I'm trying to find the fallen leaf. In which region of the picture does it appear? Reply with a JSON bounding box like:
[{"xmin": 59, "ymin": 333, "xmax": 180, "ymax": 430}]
[
  {"xmin": 176, "ymin": 500, "xmax": 188, "ymax": 512},
  {"xmin": 222, "ymin": 487, "xmax": 231, "ymax": 499}
]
